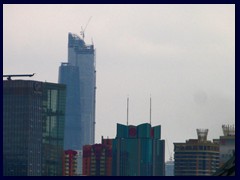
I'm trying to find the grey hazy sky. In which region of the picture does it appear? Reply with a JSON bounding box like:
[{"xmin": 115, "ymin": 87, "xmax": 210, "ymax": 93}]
[{"xmin": 3, "ymin": 4, "xmax": 235, "ymax": 160}]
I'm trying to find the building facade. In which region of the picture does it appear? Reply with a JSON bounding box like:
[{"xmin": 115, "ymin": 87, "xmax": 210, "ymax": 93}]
[
  {"xmin": 75, "ymin": 150, "xmax": 83, "ymax": 176},
  {"xmin": 112, "ymin": 123, "xmax": 165, "ymax": 176},
  {"xmin": 82, "ymin": 138, "xmax": 112, "ymax": 176},
  {"xmin": 58, "ymin": 63, "xmax": 81, "ymax": 150},
  {"xmin": 63, "ymin": 150, "xmax": 78, "ymax": 176},
  {"xmin": 62, "ymin": 149, "xmax": 83, "ymax": 176},
  {"xmin": 219, "ymin": 125, "xmax": 235, "ymax": 167},
  {"xmin": 3, "ymin": 80, "xmax": 66, "ymax": 176},
  {"xmin": 174, "ymin": 129, "xmax": 219, "ymax": 176},
  {"xmin": 59, "ymin": 33, "xmax": 96, "ymax": 150}
]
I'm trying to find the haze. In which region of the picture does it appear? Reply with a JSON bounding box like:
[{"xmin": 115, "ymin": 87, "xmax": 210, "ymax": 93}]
[{"xmin": 3, "ymin": 4, "xmax": 235, "ymax": 160}]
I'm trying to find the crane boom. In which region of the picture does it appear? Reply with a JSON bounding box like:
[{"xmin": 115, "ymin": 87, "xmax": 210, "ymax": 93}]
[{"xmin": 80, "ymin": 16, "xmax": 92, "ymax": 40}]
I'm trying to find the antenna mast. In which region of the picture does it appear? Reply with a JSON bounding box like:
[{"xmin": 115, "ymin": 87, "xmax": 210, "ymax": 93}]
[
  {"xmin": 127, "ymin": 97, "xmax": 129, "ymax": 126},
  {"xmin": 150, "ymin": 95, "xmax": 152, "ymax": 125}
]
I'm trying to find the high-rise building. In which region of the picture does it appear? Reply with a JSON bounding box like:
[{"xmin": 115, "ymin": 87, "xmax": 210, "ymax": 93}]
[
  {"xmin": 82, "ymin": 138, "xmax": 112, "ymax": 176},
  {"xmin": 174, "ymin": 129, "xmax": 219, "ymax": 176},
  {"xmin": 112, "ymin": 123, "xmax": 165, "ymax": 176},
  {"xmin": 219, "ymin": 125, "xmax": 235, "ymax": 167},
  {"xmin": 59, "ymin": 33, "xmax": 96, "ymax": 150},
  {"xmin": 3, "ymin": 80, "xmax": 66, "ymax": 176},
  {"xmin": 58, "ymin": 63, "xmax": 81, "ymax": 150}
]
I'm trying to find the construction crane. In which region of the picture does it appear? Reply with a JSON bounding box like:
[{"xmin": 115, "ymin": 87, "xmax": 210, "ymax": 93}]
[
  {"xmin": 80, "ymin": 16, "xmax": 92, "ymax": 40},
  {"xmin": 3, "ymin": 73, "xmax": 35, "ymax": 80}
]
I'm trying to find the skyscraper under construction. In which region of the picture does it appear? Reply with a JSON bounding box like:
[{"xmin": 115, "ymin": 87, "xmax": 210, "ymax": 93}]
[{"xmin": 59, "ymin": 33, "xmax": 96, "ymax": 150}]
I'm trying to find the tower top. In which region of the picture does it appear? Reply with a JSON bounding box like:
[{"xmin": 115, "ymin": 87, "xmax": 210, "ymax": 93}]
[
  {"xmin": 196, "ymin": 129, "xmax": 208, "ymax": 142},
  {"xmin": 222, "ymin": 124, "xmax": 235, "ymax": 136}
]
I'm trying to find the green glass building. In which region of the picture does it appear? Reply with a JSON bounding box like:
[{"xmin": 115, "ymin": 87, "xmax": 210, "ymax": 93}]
[
  {"xmin": 112, "ymin": 123, "xmax": 165, "ymax": 176},
  {"xmin": 3, "ymin": 80, "xmax": 66, "ymax": 176}
]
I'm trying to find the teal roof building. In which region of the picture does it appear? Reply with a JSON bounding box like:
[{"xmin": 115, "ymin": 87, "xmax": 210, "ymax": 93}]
[{"xmin": 112, "ymin": 123, "xmax": 165, "ymax": 176}]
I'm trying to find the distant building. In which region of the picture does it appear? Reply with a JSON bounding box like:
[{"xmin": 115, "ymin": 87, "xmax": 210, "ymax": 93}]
[
  {"xmin": 174, "ymin": 129, "xmax": 219, "ymax": 176},
  {"xmin": 165, "ymin": 159, "xmax": 174, "ymax": 176},
  {"xmin": 213, "ymin": 153, "xmax": 235, "ymax": 176},
  {"xmin": 82, "ymin": 138, "xmax": 112, "ymax": 176},
  {"xmin": 58, "ymin": 63, "xmax": 81, "ymax": 150},
  {"xmin": 3, "ymin": 80, "xmax": 66, "ymax": 176},
  {"xmin": 219, "ymin": 125, "xmax": 235, "ymax": 167},
  {"xmin": 62, "ymin": 149, "xmax": 83, "ymax": 176},
  {"xmin": 75, "ymin": 150, "xmax": 83, "ymax": 176},
  {"xmin": 58, "ymin": 33, "xmax": 96, "ymax": 150},
  {"xmin": 63, "ymin": 150, "xmax": 78, "ymax": 176},
  {"xmin": 112, "ymin": 123, "xmax": 165, "ymax": 176}
]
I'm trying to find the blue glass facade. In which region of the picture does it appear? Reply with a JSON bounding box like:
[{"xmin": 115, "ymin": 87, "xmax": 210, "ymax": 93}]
[
  {"xmin": 58, "ymin": 63, "xmax": 81, "ymax": 150},
  {"xmin": 112, "ymin": 123, "xmax": 165, "ymax": 176},
  {"xmin": 59, "ymin": 33, "xmax": 96, "ymax": 149}
]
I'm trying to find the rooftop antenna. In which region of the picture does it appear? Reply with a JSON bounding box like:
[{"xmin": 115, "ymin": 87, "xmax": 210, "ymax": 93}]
[
  {"xmin": 80, "ymin": 16, "xmax": 92, "ymax": 40},
  {"xmin": 150, "ymin": 94, "xmax": 152, "ymax": 125},
  {"xmin": 127, "ymin": 96, "xmax": 129, "ymax": 126}
]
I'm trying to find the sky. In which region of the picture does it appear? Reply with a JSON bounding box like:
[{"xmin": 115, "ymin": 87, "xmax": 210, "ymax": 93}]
[{"xmin": 3, "ymin": 4, "xmax": 235, "ymax": 160}]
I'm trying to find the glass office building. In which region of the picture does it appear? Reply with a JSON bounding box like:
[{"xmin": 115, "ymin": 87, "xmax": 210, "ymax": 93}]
[
  {"xmin": 112, "ymin": 123, "xmax": 165, "ymax": 176},
  {"xmin": 3, "ymin": 80, "xmax": 66, "ymax": 176},
  {"xmin": 58, "ymin": 63, "xmax": 81, "ymax": 150},
  {"xmin": 59, "ymin": 33, "xmax": 96, "ymax": 150}
]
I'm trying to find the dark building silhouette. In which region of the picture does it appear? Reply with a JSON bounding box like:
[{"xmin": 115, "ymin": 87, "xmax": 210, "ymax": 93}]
[
  {"xmin": 3, "ymin": 80, "xmax": 66, "ymax": 176},
  {"xmin": 112, "ymin": 123, "xmax": 165, "ymax": 176}
]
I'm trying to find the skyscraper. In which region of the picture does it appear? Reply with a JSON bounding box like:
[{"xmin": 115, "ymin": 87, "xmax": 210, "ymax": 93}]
[
  {"xmin": 174, "ymin": 129, "xmax": 219, "ymax": 176},
  {"xmin": 112, "ymin": 123, "xmax": 165, "ymax": 176},
  {"xmin": 59, "ymin": 63, "xmax": 81, "ymax": 150},
  {"xmin": 3, "ymin": 80, "xmax": 66, "ymax": 176},
  {"xmin": 59, "ymin": 33, "xmax": 96, "ymax": 150}
]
